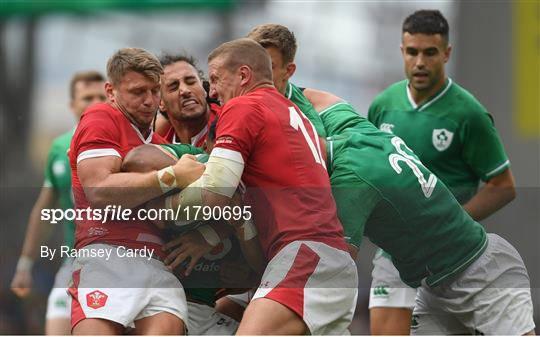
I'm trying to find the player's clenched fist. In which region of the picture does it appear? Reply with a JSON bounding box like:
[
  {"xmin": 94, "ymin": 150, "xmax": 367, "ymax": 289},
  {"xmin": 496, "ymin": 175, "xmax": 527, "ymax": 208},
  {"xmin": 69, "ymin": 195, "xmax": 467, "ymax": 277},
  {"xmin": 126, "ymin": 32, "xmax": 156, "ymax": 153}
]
[{"xmin": 172, "ymin": 154, "xmax": 205, "ymax": 188}]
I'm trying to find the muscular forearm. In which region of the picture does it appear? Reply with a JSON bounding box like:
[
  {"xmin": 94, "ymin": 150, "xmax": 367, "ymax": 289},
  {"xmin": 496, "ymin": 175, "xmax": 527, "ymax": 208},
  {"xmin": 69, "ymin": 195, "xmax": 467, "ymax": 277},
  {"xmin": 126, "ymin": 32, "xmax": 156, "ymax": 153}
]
[
  {"xmin": 463, "ymin": 169, "xmax": 516, "ymax": 221},
  {"xmin": 82, "ymin": 154, "xmax": 203, "ymax": 209},
  {"xmin": 84, "ymin": 171, "xmax": 165, "ymax": 209},
  {"xmin": 462, "ymin": 183, "xmax": 515, "ymax": 221}
]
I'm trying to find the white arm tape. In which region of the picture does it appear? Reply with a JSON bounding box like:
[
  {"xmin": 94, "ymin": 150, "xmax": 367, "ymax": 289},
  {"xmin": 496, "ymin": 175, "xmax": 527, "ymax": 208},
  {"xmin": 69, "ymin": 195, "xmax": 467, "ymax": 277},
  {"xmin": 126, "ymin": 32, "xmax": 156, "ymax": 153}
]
[
  {"xmin": 16, "ymin": 256, "xmax": 34, "ymax": 272},
  {"xmin": 197, "ymin": 225, "xmax": 221, "ymax": 247},
  {"xmin": 156, "ymin": 166, "xmax": 178, "ymax": 194},
  {"xmin": 164, "ymin": 179, "xmax": 204, "ymax": 226},
  {"xmin": 163, "ymin": 151, "xmax": 244, "ymax": 226},
  {"xmin": 235, "ymin": 219, "xmax": 258, "ymax": 241},
  {"xmin": 201, "ymin": 152, "xmax": 244, "ymax": 198}
]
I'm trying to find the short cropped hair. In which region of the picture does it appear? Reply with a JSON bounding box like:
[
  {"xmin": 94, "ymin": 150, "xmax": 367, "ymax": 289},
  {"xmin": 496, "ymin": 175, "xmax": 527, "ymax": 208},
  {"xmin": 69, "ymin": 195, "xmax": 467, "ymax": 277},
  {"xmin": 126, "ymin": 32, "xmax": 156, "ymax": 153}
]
[
  {"xmin": 402, "ymin": 10, "xmax": 449, "ymax": 44},
  {"xmin": 106, "ymin": 47, "xmax": 163, "ymax": 85},
  {"xmin": 208, "ymin": 38, "xmax": 272, "ymax": 81},
  {"xmin": 246, "ymin": 23, "xmax": 297, "ymax": 64},
  {"xmin": 69, "ymin": 71, "xmax": 104, "ymax": 99},
  {"xmin": 159, "ymin": 53, "xmax": 205, "ymax": 80}
]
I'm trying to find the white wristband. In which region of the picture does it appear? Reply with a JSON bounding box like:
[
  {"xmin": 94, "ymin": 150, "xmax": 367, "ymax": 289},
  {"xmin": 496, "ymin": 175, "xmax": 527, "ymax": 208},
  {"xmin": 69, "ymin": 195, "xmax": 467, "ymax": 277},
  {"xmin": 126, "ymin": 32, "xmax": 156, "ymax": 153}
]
[
  {"xmin": 16, "ymin": 256, "xmax": 34, "ymax": 272},
  {"xmin": 235, "ymin": 219, "xmax": 257, "ymax": 241},
  {"xmin": 157, "ymin": 166, "xmax": 178, "ymax": 193},
  {"xmin": 197, "ymin": 225, "xmax": 221, "ymax": 247}
]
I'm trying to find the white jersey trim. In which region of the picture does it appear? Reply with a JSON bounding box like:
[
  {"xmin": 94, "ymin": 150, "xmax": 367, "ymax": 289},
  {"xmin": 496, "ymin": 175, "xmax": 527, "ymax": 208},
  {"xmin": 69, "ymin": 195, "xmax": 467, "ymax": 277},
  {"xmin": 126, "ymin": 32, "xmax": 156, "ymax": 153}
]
[
  {"xmin": 172, "ymin": 125, "xmax": 208, "ymax": 146},
  {"xmin": 210, "ymin": 148, "xmax": 245, "ymax": 164},
  {"xmin": 286, "ymin": 82, "xmax": 293, "ymax": 99},
  {"xmin": 406, "ymin": 78, "xmax": 453, "ymax": 111},
  {"xmin": 130, "ymin": 124, "xmax": 154, "ymax": 144},
  {"xmin": 327, "ymin": 138, "xmax": 334, "ymax": 166},
  {"xmin": 318, "ymin": 101, "xmax": 348, "ymax": 116},
  {"xmin": 428, "ymin": 235, "xmax": 488, "ymax": 287},
  {"xmin": 485, "ymin": 160, "xmax": 510, "ymax": 179},
  {"xmin": 77, "ymin": 148, "xmax": 121, "ymax": 163}
]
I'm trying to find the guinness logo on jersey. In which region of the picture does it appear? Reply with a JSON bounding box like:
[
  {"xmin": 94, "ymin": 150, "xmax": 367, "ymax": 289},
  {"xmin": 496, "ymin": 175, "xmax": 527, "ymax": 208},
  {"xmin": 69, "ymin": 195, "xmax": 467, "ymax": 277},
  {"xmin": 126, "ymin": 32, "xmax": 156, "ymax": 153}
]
[{"xmin": 432, "ymin": 128, "xmax": 454, "ymax": 151}]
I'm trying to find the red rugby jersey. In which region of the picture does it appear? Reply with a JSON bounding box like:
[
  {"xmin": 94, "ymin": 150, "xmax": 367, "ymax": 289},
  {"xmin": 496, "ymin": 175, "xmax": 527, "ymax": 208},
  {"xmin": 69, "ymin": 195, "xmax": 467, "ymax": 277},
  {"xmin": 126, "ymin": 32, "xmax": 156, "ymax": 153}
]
[{"xmin": 213, "ymin": 88, "xmax": 347, "ymax": 259}]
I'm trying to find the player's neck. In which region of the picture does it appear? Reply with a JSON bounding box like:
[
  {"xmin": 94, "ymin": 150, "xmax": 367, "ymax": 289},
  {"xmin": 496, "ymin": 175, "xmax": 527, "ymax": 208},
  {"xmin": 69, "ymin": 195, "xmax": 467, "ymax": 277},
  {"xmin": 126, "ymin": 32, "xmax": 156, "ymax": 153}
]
[
  {"xmin": 277, "ymin": 81, "xmax": 289, "ymax": 96},
  {"xmin": 410, "ymin": 76, "xmax": 448, "ymax": 106},
  {"xmin": 242, "ymin": 80, "xmax": 274, "ymax": 96},
  {"xmin": 169, "ymin": 114, "xmax": 207, "ymax": 144},
  {"xmin": 113, "ymin": 102, "xmax": 152, "ymax": 137}
]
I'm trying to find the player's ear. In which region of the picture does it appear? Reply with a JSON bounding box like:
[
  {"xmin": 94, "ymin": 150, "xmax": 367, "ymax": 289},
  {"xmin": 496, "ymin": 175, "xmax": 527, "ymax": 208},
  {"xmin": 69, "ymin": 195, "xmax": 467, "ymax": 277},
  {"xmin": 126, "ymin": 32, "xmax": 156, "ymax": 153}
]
[
  {"xmin": 285, "ymin": 62, "xmax": 296, "ymax": 80},
  {"xmin": 104, "ymin": 82, "xmax": 115, "ymax": 102},
  {"xmin": 444, "ymin": 44, "xmax": 452, "ymax": 63},
  {"xmin": 239, "ymin": 65, "xmax": 251, "ymax": 86}
]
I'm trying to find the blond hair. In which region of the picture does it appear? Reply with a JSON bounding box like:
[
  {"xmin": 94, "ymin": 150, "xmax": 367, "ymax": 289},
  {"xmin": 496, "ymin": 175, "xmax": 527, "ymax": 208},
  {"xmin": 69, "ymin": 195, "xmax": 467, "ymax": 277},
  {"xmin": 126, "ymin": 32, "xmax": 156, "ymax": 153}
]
[
  {"xmin": 208, "ymin": 38, "xmax": 272, "ymax": 81},
  {"xmin": 106, "ymin": 48, "xmax": 163, "ymax": 85},
  {"xmin": 246, "ymin": 24, "xmax": 297, "ymax": 64}
]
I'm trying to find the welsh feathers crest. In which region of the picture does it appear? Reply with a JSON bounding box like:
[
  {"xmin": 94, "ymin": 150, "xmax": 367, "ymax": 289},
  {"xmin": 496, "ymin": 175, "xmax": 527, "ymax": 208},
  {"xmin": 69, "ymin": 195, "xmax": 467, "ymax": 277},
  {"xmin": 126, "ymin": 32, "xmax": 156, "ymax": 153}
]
[
  {"xmin": 86, "ymin": 290, "xmax": 108, "ymax": 309},
  {"xmin": 432, "ymin": 129, "xmax": 454, "ymax": 151}
]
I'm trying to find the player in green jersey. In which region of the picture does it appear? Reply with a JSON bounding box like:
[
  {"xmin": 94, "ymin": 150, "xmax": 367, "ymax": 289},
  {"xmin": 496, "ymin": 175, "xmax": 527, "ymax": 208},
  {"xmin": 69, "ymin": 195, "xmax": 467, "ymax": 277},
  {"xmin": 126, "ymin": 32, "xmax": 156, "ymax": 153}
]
[
  {"xmin": 244, "ymin": 22, "xmax": 533, "ymax": 335},
  {"xmin": 247, "ymin": 23, "xmax": 367, "ymax": 140},
  {"xmin": 326, "ymin": 119, "xmax": 533, "ymax": 335},
  {"xmin": 367, "ymin": 10, "xmax": 518, "ymax": 334},
  {"xmin": 245, "ymin": 24, "xmax": 328, "ymax": 138},
  {"xmin": 11, "ymin": 71, "xmax": 106, "ymax": 335}
]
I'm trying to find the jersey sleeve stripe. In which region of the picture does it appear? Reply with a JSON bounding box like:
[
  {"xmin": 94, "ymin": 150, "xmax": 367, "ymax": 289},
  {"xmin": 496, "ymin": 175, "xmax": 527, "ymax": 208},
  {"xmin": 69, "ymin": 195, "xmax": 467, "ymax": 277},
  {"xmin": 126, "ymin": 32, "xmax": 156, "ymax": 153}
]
[
  {"xmin": 318, "ymin": 102, "xmax": 348, "ymax": 116},
  {"xmin": 484, "ymin": 159, "xmax": 510, "ymax": 179},
  {"xmin": 210, "ymin": 148, "xmax": 245, "ymax": 164},
  {"xmin": 77, "ymin": 149, "xmax": 121, "ymax": 163}
]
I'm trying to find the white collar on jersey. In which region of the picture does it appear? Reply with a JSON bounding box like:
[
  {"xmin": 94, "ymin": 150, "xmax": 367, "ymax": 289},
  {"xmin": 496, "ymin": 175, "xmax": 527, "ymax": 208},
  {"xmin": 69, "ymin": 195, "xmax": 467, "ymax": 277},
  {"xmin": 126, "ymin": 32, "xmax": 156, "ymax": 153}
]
[
  {"xmin": 130, "ymin": 124, "xmax": 154, "ymax": 144},
  {"xmin": 406, "ymin": 78, "xmax": 453, "ymax": 111},
  {"xmin": 172, "ymin": 125, "xmax": 208, "ymax": 146},
  {"xmin": 286, "ymin": 82, "xmax": 293, "ymax": 99}
]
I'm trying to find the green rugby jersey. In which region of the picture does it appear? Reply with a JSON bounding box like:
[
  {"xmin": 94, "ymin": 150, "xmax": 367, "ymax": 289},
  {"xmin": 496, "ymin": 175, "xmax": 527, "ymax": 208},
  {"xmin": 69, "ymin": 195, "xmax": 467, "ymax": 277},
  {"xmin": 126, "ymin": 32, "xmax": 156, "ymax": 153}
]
[
  {"xmin": 44, "ymin": 129, "xmax": 76, "ymax": 250},
  {"xmin": 159, "ymin": 143, "xmax": 205, "ymax": 159},
  {"xmin": 319, "ymin": 101, "xmax": 365, "ymax": 136},
  {"xmin": 327, "ymin": 122, "xmax": 487, "ymax": 288},
  {"xmin": 368, "ymin": 79, "xmax": 510, "ymax": 203},
  {"xmin": 286, "ymin": 82, "xmax": 327, "ymax": 137}
]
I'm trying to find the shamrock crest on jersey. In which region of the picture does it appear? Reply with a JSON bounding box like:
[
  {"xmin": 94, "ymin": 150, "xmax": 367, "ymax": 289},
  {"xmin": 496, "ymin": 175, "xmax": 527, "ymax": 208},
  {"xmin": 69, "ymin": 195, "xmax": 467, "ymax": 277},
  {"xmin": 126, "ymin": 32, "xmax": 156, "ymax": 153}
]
[{"xmin": 432, "ymin": 128, "xmax": 454, "ymax": 151}]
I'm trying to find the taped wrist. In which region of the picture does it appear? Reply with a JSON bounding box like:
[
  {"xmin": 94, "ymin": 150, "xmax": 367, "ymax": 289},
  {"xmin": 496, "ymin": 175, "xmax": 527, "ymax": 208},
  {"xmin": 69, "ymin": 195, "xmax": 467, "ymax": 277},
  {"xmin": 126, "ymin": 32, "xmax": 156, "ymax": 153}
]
[{"xmin": 156, "ymin": 166, "xmax": 178, "ymax": 193}]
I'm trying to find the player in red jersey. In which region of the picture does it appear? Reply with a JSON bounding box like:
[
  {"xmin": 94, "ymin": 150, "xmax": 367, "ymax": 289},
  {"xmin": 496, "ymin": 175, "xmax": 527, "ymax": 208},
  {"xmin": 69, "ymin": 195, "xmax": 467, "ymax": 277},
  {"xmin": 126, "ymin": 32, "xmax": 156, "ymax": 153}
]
[
  {"xmin": 155, "ymin": 53, "xmax": 219, "ymax": 148},
  {"xmin": 68, "ymin": 48, "xmax": 204, "ymax": 335},
  {"xmin": 162, "ymin": 38, "xmax": 358, "ymax": 335}
]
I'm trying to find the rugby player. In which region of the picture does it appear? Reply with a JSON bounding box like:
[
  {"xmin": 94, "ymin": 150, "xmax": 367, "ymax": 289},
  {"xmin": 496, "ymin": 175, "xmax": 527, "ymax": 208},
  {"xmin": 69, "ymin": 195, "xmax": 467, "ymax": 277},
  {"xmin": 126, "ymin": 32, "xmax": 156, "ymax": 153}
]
[
  {"xmin": 367, "ymin": 10, "xmax": 517, "ymax": 334},
  {"xmin": 68, "ymin": 48, "xmax": 203, "ymax": 335},
  {"xmin": 161, "ymin": 38, "xmax": 358, "ymax": 335}
]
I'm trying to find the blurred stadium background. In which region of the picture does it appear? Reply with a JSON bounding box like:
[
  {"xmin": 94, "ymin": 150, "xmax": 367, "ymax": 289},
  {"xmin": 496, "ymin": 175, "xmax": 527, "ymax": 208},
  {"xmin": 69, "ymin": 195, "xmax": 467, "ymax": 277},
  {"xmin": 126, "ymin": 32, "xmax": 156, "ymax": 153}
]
[{"xmin": 0, "ymin": 0, "xmax": 538, "ymax": 334}]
